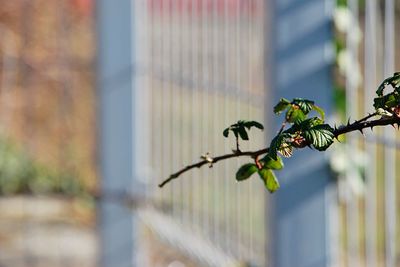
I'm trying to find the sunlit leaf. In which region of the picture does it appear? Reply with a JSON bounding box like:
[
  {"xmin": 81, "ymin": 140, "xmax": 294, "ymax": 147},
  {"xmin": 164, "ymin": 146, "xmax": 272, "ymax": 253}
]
[
  {"xmin": 258, "ymin": 168, "xmax": 280, "ymax": 193},
  {"xmin": 268, "ymin": 134, "xmax": 286, "ymax": 160},
  {"xmin": 292, "ymin": 98, "xmax": 315, "ymax": 114},
  {"xmin": 376, "ymin": 72, "xmax": 400, "ymax": 96},
  {"xmin": 303, "ymin": 124, "xmax": 335, "ymax": 151},
  {"xmin": 261, "ymin": 155, "xmax": 284, "ymax": 170},
  {"xmin": 273, "ymin": 98, "xmax": 291, "ymax": 114},
  {"xmin": 296, "ymin": 117, "xmax": 323, "ymax": 129},
  {"xmin": 373, "ymin": 96, "xmax": 385, "ymax": 110},
  {"xmin": 312, "ymin": 105, "xmax": 325, "ymax": 121},
  {"xmin": 236, "ymin": 163, "xmax": 258, "ymax": 181},
  {"xmin": 286, "ymin": 108, "xmax": 306, "ymax": 124}
]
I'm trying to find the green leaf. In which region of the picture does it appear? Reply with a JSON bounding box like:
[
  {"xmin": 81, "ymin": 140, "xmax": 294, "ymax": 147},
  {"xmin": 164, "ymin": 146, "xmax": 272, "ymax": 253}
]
[
  {"xmin": 286, "ymin": 108, "xmax": 306, "ymax": 124},
  {"xmin": 243, "ymin": 120, "xmax": 264, "ymax": 130},
  {"xmin": 376, "ymin": 72, "xmax": 400, "ymax": 96},
  {"xmin": 223, "ymin": 128, "xmax": 230, "ymax": 138},
  {"xmin": 312, "ymin": 105, "xmax": 325, "ymax": 121},
  {"xmin": 384, "ymin": 93, "xmax": 400, "ymax": 108},
  {"xmin": 273, "ymin": 98, "xmax": 291, "ymax": 114},
  {"xmin": 258, "ymin": 169, "xmax": 280, "ymax": 193},
  {"xmin": 236, "ymin": 163, "xmax": 258, "ymax": 181},
  {"xmin": 237, "ymin": 127, "xmax": 249, "ymax": 140},
  {"xmin": 373, "ymin": 96, "xmax": 385, "ymax": 110},
  {"xmin": 268, "ymin": 133, "xmax": 290, "ymax": 160},
  {"xmin": 303, "ymin": 124, "xmax": 335, "ymax": 151},
  {"xmin": 261, "ymin": 155, "xmax": 284, "ymax": 170},
  {"xmin": 373, "ymin": 92, "xmax": 400, "ymax": 110},
  {"xmin": 292, "ymin": 98, "xmax": 315, "ymax": 114},
  {"xmin": 268, "ymin": 134, "xmax": 285, "ymax": 160},
  {"xmin": 296, "ymin": 117, "xmax": 323, "ymax": 129}
]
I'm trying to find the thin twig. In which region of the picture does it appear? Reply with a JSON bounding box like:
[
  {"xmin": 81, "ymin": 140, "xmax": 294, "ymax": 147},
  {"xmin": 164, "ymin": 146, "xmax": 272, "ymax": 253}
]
[
  {"xmin": 235, "ymin": 136, "xmax": 240, "ymax": 152},
  {"xmin": 333, "ymin": 116, "xmax": 400, "ymax": 136},
  {"xmin": 158, "ymin": 147, "xmax": 269, "ymax": 187},
  {"xmin": 278, "ymin": 121, "xmax": 286, "ymax": 134},
  {"xmin": 159, "ymin": 115, "xmax": 400, "ymax": 188},
  {"xmin": 352, "ymin": 112, "xmax": 378, "ymax": 124}
]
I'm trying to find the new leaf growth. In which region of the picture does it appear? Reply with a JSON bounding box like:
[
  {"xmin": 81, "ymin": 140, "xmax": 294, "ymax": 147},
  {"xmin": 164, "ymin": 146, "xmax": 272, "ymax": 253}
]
[{"xmin": 159, "ymin": 73, "xmax": 400, "ymax": 192}]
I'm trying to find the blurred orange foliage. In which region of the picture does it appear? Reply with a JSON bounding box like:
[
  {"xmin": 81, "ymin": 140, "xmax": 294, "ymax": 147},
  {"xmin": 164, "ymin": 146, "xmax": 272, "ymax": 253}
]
[{"xmin": 0, "ymin": 0, "xmax": 97, "ymax": 189}]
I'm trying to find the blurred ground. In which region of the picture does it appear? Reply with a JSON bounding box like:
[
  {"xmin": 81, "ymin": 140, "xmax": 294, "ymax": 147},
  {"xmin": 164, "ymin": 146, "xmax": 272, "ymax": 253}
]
[{"xmin": 0, "ymin": 196, "xmax": 97, "ymax": 267}]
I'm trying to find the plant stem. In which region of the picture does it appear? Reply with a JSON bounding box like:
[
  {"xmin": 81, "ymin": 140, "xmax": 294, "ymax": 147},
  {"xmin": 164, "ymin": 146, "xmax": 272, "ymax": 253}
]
[
  {"xmin": 158, "ymin": 147, "xmax": 268, "ymax": 187},
  {"xmin": 159, "ymin": 115, "xmax": 400, "ymax": 188}
]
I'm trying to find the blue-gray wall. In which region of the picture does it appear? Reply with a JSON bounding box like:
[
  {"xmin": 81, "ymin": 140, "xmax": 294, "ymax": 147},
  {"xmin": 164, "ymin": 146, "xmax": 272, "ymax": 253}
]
[{"xmin": 267, "ymin": 0, "xmax": 335, "ymax": 266}]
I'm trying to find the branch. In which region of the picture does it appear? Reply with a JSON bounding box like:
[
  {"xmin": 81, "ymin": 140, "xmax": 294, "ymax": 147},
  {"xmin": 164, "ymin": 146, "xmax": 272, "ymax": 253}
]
[
  {"xmin": 159, "ymin": 115, "xmax": 400, "ymax": 188},
  {"xmin": 158, "ymin": 147, "xmax": 269, "ymax": 187},
  {"xmin": 333, "ymin": 116, "xmax": 400, "ymax": 137}
]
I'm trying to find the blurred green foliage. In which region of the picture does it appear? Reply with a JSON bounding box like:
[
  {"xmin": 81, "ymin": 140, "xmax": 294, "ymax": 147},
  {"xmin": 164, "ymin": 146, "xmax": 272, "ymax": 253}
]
[{"xmin": 0, "ymin": 137, "xmax": 85, "ymax": 197}]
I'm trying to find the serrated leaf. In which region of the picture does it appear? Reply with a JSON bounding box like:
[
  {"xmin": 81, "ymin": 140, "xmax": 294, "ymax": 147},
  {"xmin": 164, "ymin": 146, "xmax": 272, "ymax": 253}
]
[
  {"xmin": 303, "ymin": 124, "xmax": 335, "ymax": 151},
  {"xmin": 312, "ymin": 105, "xmax": 325, "ymax": 121},
  {"xmin": 292, "ymin": 98, "xmax": 315, "ymax": 114},
  {"xmin": 384, "ymin": 93, "xmax": 399, "ymax": 108},
  {"xmin": 373, "ymin": 96, "xmax": 385, "ymax": 110},
  {"xmin": 261, "ymin": 155, "xmax": 284, "ymax": 170},
  {"xmin": 296, "ymin": 117, "xmax": 323, "ymax": 129},
  {"xmin": 268, "ymin": 133, "xmax": 291, "ymax": 160},
  {"xmin": 236, "ymin": 163, "xmax": 258, "ymax": 181},
  {"xmin": 373, "ymin": 93, "xmax": 400, "ymax": 110},
  {"xmin": 238, "ymin": 127, "xmax": 249, "ymax": 140},
  {"xmin": 268, "ymin": 134, "xmax": 285, "ymax": 160},
  {"xmin": 273, "ymin": 98, "xmax": 291, "ymax": 114},
  {"xmin": 377, "ymin": 72, "xmax": 400, "ymax": 96},
  {"xmin": 243, "ymin": 120, "xmax": 264, "ymax": 130},
  {"xmin": 223, "ymin": 128, "xmax": 230, "ymax": 138},
  {"xmin": 286, "ymin": 108, "xmax": 306, "ymax": 123},
  {"xmin": 258, "ymin": 169, "xmax": 280, "ymax": 193}
]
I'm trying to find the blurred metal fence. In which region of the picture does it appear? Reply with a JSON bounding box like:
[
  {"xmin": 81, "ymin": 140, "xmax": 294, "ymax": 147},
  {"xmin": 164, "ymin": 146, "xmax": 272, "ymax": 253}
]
[
  {"xmin": 333, "ymin": 0, "xmax": 400, "ymax": 266},
  {"xmin": 133, "ymin": 0, "xmax": 268, "ymax": 266}
]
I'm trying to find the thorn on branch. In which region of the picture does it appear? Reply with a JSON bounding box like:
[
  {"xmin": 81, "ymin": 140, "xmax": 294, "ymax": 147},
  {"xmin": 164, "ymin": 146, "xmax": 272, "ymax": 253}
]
[{"xmin": 200, "ymin": 153, "xmax": 213, "ymax": 167}]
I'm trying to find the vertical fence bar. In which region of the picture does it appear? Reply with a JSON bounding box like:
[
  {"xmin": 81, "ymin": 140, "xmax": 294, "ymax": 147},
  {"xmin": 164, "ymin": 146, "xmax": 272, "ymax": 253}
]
[
  {"xmin": 345, "ymin": 0, "xmax": 361, "ymax": 266},
  {"xmin": 191, "ymin": 0, "xmax": 200, "ymax": 229},
  {"xmin": 223, "ymin": 0, "xmax": 231, "ymax": 251},
  {"xmin": 235, "ymin": 0, "xmax": 242, "ymax": 259},
  {"xmin": 200, "ymin": 0, "xmax": 212, "ymax": 237},
  {"xmin": 267, "ymin": 0, "xmax": 335, "ymax": 266},
  {"xmin": 211, "ymin": 0, "xmax": 220, "ymax": 246},
  {"xmin": 364, "ymin": 0, "xmax": 378, "ymax": 266},
  {"xmin": 97, "ymin": 1, "xmax": 137, "ymax": 266},
  {"xmin": 383, "ymin": 0, "xmax": 396, "ymax": 266}
]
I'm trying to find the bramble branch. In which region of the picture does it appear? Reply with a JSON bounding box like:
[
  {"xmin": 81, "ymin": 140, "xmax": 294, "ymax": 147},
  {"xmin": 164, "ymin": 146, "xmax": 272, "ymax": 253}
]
[
  {"xmin": 159, "ymin": 114, "xmax": 400, "ymax": 188},
  {"xmin": 158, "ymin": 147, "xmax": 269, "ymax": 188},
  {"xmin": 159, "ymin": 73, "xmax": 400, "ymax": 191}
]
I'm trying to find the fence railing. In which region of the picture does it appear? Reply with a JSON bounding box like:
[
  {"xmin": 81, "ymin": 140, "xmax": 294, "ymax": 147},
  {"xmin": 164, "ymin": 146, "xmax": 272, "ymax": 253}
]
[
  {"xmin": 334, "ymin": 0, "xmax": 400, "ymax": 266},
  {"xmin": 98, "ymin": 0, "xmax": 400, "ymax": 266}
]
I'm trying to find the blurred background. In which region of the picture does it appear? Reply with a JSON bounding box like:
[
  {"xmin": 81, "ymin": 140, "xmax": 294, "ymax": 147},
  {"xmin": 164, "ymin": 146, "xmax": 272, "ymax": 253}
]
[{"xmin": 0, "ymin": 0, "xmax": 399, "ymax": 267}]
